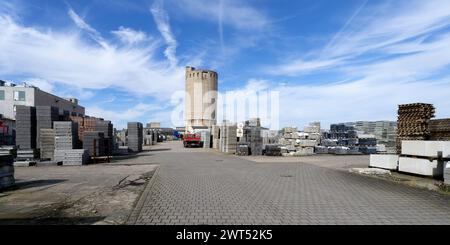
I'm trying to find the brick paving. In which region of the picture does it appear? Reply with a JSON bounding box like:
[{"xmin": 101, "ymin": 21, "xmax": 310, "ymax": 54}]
[{"xmin": 128, "ymin": 142, "xmax": 450, "ymax": 225}]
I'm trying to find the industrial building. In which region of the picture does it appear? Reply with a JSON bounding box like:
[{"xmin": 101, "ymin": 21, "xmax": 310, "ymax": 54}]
[
  {"xmin": 0, "ymin": 81, "xmax": 85, "ymax": 120},
  {"xmin": 184, "ymin": 66, "xmax": 218, "ymax": 132}
]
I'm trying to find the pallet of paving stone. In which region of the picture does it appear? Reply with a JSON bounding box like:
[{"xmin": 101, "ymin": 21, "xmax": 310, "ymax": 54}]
[
  {"xmin": 54, "ymin": 121, "xmax": 78, "ymax": 149},
  {"xmin": 54, "ymin": 149, "xmax": 89, "ymax": 166},
  {"xmin": 36, "ymin": 106, "xmax": 59, "ymax": 148},
  {"xmin": 15, "ymin": 106, "xmax": 37, "ymax": 150},
  {"xmin": 40, "ymin": 129, "xmax": 55, "ymax": 160},
  {"xmin": 127, "ymin": 122, "xmax": 143, "ymax": 152},
  {"xmin": 314, "ymin": 146, "xmax": 328, "ymax": 154},
  {"xmin": 83, "ymin": 131, "xmax": 105, "ymax": 157},
  {"xmin": 16, "ymin": 150, "xmax": 37, "ymax": 161},
  {"xmin": 0, "ymin": 155, "xmax": 15, "ymax": 189},
  {"xmin": 265, "ymin": 144, "xmax": 282, "ymax": 156}
]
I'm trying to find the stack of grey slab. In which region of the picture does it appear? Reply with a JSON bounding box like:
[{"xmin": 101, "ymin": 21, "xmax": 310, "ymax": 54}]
[
  {"xmin": 200, "ymin": 130, "xmax": 211, "ymax": 148},
  {"xmin": 16, "ymin": 150, "xmax": 36, "ymax": 161},
  {"xmin": 0, "ymin": 155, "xmax": 14, "ymax": 189},
  {"xmin": 15, "ymin": 106, "xmax": 37, "ymax": 150},
  {"xmin": 54, "ymin": 121, "xmax": 78, "ymax": 150},
  {"xmin": 224, "ymin": 125, "xmax": 237, "ymax": 154},
  {"xmin": 60, "ymin": 149, "xmax": 89, "ymax": 166},
  {"xmin": 40, "ymin": 129, "xmax": 55, "ymax": 160},
  {"xmin": 94, "ymin": 120, "xmax": 113, "ymax": 154},
  {"xmin": 83, "ymin": 131, "xmax": 105, "ymax": 157},
  {"xmin": 445, "ymin": 162, "xmax": 450, "ymax": 185},
  {"xmin": 36, "ymin": 106, "xmax": 59, "ymax": 149},
  {"xmin": 212, "ymin": 126, "xmax": 220, "ymax": 149},
  {"xmin": 249, "ymin": 127, "xmax": 263, "ymax": 156},
  {"xmin": 127, "ymin": 122, "xmax": 143, "ymax": 152}
]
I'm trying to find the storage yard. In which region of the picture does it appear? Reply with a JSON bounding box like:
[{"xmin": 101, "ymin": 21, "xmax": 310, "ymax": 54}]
[{"xmin": 1, "ymin": 73, "xmax": 450, "ymax": 225}]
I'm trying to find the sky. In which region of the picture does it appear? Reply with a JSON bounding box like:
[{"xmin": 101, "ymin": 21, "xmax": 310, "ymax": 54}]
[{"xmin": 1, "ymin": 0, "xmax": 450, "ymax": 130}]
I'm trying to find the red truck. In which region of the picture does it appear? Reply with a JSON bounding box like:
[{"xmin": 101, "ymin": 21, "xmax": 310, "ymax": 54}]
[{"xmin": 183, "ymin": 133, "xmax": 203, "ymax": 148}]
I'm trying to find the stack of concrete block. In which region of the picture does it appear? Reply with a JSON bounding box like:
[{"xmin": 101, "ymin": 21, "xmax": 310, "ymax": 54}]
[
  {"xmin": 54, "ymin": 122, "xmax": 78, "ymax": 150},
  {"xmin": 212, "ymin": 126, "xmax": 220, "ymax": 149},
  {"xmin": 69, "ymin": 115, "xmax": 85, "ymax": 146},
  {"xmin": 40, "ymin": 129, "xmax": 55, "ymax": 160},
  {"xmin": 220, "ymin": 124, "xmax": 237, "ymax": 154},
  {"xmin": 370, "ymin": 154, "xmax": 399, "ymax": 170},
  {"xmin": 15, "ymin": 106, "xmax": 37, "ymax": 150},
  {"xmin": 445, "ymin": 162, "xmax": 450, "ymax": 185},
  {"xmin": 261, "ymin": 130, "xmax": 279, "ymax": 148},
  {"xmin": 0, "ymin": 155, "xmax": 14, "ymax": 189},
  {"xmin": 36, "ymin": 106, "xmax": 59, "ymax": 149},
  {"xmin": 396, "ymin": 103, "xmax": 435, "ymax": 154},
  {"xmin": 56, "ymin": 149, "xmax": 89, "ymax": 166},
  {"xmin": 128, "ymin": 122, "xmax": 143, "ymax": 152},
  {"xmin": 236, "ymin": 143, "xmax": 250, "ymax": 156},
  {"xmin": 242, "ymin": 127, "xmax": 263, "ymax": 156},
  {"xmin": 83, "ymin": 131, "xmax": 105, "ymax": 157},
  {"xmin": 399, "ymin": 140, "xmax": 449, "ymax": 177},
  {"xmin": 265, "ymin": 144, "xmax": 282, "ymax": 156},
  {"xmin": 94, "ymin": 120, "xmax": 113, "ymax": 155},
  {"xmin": 314, "ymin": 146, "xmax": 328, "ymax": 154},
  {"xmin": 16, "ymin": 150, "xmax": 37, "ymax": 161},
  {"xmin": 200, "ymin": 130, "xmax": 211, "ymax": 148},
  {"xmin": 429, "ymin": 119, "xmax": 450, "ymax": 141}
]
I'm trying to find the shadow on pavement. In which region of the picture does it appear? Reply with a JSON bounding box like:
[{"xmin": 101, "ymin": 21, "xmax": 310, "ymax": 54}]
[{"xmin": 9, "ymin": 179, "xmax": 67, "ymax": 191}]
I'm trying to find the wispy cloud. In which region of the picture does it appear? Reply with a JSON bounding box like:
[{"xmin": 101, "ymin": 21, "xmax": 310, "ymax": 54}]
[
  {"xmin": 0, "ymin": 11, "xmax": 185, "ymax": 100},
  {"xmin": 150, "ymin": 0, "xmax": 178, "ymax": 67},
  {"xmin": 271, "ymin": 0, "xmax": 450, "ymax": 76},
  {"xmin": 111, "ymin": 26, "xmax": 149, "ymax": 45}
]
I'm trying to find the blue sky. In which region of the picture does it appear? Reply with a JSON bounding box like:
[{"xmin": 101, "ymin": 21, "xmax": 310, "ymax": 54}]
[{"xmin": 1, "ymin": 0, "xmax": 450, "ymax": 130}]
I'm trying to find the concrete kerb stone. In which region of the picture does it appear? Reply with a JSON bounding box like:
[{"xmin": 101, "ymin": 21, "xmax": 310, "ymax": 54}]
[{"xmin": 126, "ymin": 166, "xmax": 160, "ymax": 225}]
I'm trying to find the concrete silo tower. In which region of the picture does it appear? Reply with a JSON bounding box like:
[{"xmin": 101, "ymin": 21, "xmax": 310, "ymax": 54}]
[{"xmin": 185, "ymin": 66, "xmax": 218, "ymax": 132}]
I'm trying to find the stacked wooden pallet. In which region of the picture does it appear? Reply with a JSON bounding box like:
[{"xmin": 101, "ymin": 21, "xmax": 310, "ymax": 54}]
[
  {"xmin": 40, "ymin": 129, "xmax": 55, "ymax": 160},
  {"xmin": 396, "ymin": 103, "xmax": 435, "ymax": 154},
  {"xmin": 0, "ymin": 155, "xmax": 14, "ymax": 189},
  {"xmin": 429, "ymin": 119, "xmax": 450, "ymax": 141}
]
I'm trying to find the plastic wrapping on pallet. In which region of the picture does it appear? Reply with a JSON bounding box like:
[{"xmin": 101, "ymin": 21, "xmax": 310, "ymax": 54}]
[{"xmin": 0, "ymin": 155, "xmax": 15, "ymax": 189}]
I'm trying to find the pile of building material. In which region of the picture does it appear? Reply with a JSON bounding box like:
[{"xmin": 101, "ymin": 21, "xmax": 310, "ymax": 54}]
[
  {"xmin": 241, "ymin": 123, "xmax": 263, "ymax": 155},
  {"xmin": 314, "ymin": 146, "xmax": 328, "ymax": 154},
  {"xmin": 358, "ymin": 137, "xmax": 377, "ymax": 154},
  {"xmin": 396, "ymin": 103, "xmax": 435, "ymax": 154},
  {"xmin": 55, "ymin": 149, "xmax": 89, "ymax": 166},
  {"xmin": 219, "ymin": 124, "xmax": 237, "ymax": 154},
  {"xmin": 83, "ymin": 131, "xmax": 105, "ymax": 157},
  {"xmin": 54, "ymin": 122, "xmax": 78, "ymax": 150},
  {"xmin": 445, "ymin": 162, "xmax": 450, "ymax": 185},
  {"xmin": 200, "ymin": 130, "xmax": 211, "ymax": 148},
  {"xmin": 0, "ymin": 154, "xmax": 14, "ymax": 189},
  {"xmin": 127, "ymin": 122, "xmax": 143, "ymax": 152},
  {"xmin": 94, "ymin": 120, "xmax": 113, "ymax": 155},
  {"xmin": 369, "ymin": 154, "xmax": 399, "ymax": 170},
  {"xmin": 16, "ymin": 149, "xmax": 37, "ymax": 161},
  {"xmin": 39, "ymin": 129, "xmax": 55, "ymax": 160},
  {"xmin": 36, "ymin": 106, "xmax": 59, "ymax": 148},
  {"xmin": 261, "ymin": 130, "xmax": 279, "ymax": 149},
  {"xmin": 325, "ymin": 124, "xmax": 358, "ymax": 147},
  {"xmin": 429, "ymin": 119, "xmax": 450, "ymax": 141},
  {"xmin": 15, "ymin": 106, "xmax": 37, "ymax": 150},
  {"xmin": 265, "ymin": 144, "xmax": 282, "ymax": 156},
  {"xmin": 212, "ymin": 126, "xmax": 220, "ymax": 149},
  {"xmin": 304, "ymin": 122, "xmax": 321, "ymax": 141},
  {"xmin": 236, "ymin": 143, "xmax": 250, "ymax": 156},
  {"xmin": 398, "ymin": 140, "xmax": 448, "ymax": 177}
]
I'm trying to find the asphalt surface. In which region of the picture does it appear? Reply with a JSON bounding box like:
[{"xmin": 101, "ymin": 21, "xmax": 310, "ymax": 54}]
[{"xmin": 128, "ymin": 142, "xmax": 450, "ymax": 225}]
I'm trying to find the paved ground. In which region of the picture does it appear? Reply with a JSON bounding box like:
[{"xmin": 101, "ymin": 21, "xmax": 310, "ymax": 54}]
[
  {"xmin": 0, "ymin": 163, "xmax": 156, "ymax": 225},
  {"xmin": 129, "ymin": 141, "xmax": 450, "ymax": 225}
]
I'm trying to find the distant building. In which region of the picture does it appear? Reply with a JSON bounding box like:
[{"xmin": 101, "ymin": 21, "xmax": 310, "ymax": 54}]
[
  {"xmin": 185, "ymin": 66, "xmax": 218, "ymax": 132},
  {"xmin": 344, "ymin": 121, "xmax": 397, "ymax": 147},
  {"xmin": 0, "ymin": 81, "xmax": 85, "ymax": 120},
  {"xmin": 147, "ymin": 122, "xmax": 161, "ymax": 129}
]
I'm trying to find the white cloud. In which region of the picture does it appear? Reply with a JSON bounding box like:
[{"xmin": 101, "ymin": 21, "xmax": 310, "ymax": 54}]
[
  {"xmin": 150, "ymin": 0, "xmax": 178, "ymax": 67},
  {"xmin": 0, "ymin": 13, "xmax": 185, "ymax": 100},
  {"xmin": 174, "ymin": 0, "xmax": 269, "ymax": 31},
  {"xmin": 23, "ymin": 78, "xmax": 55, "ymax": 93},
  {"xmin": 272, "ymin": 0, "xmax": 450, "ymax": 76},
  {"xmin": 111, "ymin": 26, "xmax": 149, "ymax": 45}
]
